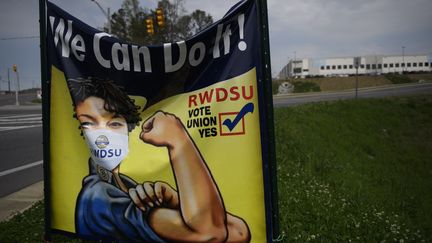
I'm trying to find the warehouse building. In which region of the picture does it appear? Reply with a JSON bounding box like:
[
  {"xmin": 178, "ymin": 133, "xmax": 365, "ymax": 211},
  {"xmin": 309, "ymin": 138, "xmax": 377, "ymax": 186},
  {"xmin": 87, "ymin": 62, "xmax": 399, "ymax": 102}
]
[{"xmin": 278, "ymin": 53, "xmax": 432, "ymax": 79}]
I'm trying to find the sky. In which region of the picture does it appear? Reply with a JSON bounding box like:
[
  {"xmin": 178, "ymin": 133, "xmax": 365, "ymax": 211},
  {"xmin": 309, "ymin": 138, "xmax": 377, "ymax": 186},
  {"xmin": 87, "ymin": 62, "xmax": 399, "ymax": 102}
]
[{"xmin": 0, "ymin": 0, "xmax": 431, "ymax": 90}]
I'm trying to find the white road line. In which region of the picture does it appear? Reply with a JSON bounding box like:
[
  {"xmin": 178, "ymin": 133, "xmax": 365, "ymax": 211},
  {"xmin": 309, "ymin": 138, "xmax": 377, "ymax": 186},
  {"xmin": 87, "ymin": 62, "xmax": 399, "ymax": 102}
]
[
  {"xmin": 0, "ymin": 117, "xmax": 41, "ymax": 122},
  {"xmin": 0, "ymin": 124, "xmax": 42, "ymax": 131},
  {"xmin": 0, "ymin": 120, "xmax": 42, "ymax": 124},
  {"xmin": 0, "ymin": 160, "xmax": 43, "ymax": 177},
  {"xmin": 0, "ymin": 114, "xmax": 42, "ymax": 130},
  {"xmin": 0, "ymin": 114, "xmax": 41, "ymax": 119}
]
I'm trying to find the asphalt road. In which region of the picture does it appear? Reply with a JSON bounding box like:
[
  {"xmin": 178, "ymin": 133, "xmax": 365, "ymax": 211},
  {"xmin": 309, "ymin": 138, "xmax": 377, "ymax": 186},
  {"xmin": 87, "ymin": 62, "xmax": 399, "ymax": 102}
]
[
  {"xmin": 273, "ymin": 82, "xmax": 432, "ymax": 107},
  {"xmin": 0, "ymin": 92, "xmax": 39, "ymax": 106},
  {"xmin": 0, "ymin": 104, "xmax": 42, "ymax": 197}
]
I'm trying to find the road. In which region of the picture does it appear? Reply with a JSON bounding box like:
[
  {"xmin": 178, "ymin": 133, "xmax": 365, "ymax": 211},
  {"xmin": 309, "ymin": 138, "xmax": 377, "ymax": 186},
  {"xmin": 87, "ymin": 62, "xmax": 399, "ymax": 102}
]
[
  {"xmin": 0, "ymin": 92, "xmax": 38, "ymax": 106},
  {"xmin": 273, "ymin": 82, "xmax": 432, "ymax": 107},
  {"xmin": 0, "ymin": 103, "xmax": 42, "ymax": 197}
]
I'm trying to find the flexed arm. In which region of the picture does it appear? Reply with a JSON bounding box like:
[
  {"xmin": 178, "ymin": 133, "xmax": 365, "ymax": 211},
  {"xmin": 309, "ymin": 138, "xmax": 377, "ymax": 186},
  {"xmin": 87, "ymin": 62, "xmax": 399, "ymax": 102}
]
[{"xmin": 140, "ymin": 111, "xmax": 228, "ymax": 242}]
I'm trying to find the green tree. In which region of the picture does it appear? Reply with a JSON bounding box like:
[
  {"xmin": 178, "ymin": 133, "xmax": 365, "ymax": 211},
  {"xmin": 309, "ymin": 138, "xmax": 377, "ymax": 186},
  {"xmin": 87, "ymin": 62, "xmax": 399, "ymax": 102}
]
[
  {"xmin": 109, "ymin": 0, "xmax": 151, "ymax": 43},
  {"xmin": 109, "ymin": 0, "xmax": 213, "ymax": 45},
  {"xmin": 185, "ymin": 10, "xmax": 213, "ymax": 37},
  {"xmin": 110, "ymin": 8, "xmax": 129, "ymax": 40}
]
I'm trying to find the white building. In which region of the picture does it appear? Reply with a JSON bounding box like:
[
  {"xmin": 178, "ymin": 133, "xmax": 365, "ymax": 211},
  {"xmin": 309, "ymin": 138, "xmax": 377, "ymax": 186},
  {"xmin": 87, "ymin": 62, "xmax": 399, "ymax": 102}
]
[{"xmin": 278, "ymin": 53, "xmax": 432, "ymax": 79}]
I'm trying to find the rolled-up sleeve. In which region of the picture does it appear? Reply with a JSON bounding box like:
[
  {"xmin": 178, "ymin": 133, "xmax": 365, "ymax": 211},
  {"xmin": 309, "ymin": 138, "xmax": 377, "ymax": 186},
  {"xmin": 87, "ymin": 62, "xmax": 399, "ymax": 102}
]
[{"xmin": 75, "ymin": 175, "xmax": 165, "ymax": 242}]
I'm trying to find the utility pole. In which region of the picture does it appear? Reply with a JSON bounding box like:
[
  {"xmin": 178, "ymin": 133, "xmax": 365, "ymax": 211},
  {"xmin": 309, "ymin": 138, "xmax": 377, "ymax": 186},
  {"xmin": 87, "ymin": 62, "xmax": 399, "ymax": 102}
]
[
  {"xmin": 7, "ymin": 68, "xmax": 10, "ymax": 92},
  {"xmin": 354, "ymin": 57, "xmax": 360, "ymax": 99},
  {"xmin": 293, "ymin": 51, "xmax": 297, "ymax": 78},
  {"xmin": 402, "ymin": 46, "xmax": 405, "ymax": 73},
  {"xmin": 12, "ymin": 64, "xmax": 20, "ymax": 105},
  {"xmin": 90, "ymin": 0, "xmax": 111, "ymax": 33},
  {"xmin": 355, "ymin": 66, "xmax": 359, "ymax": 98}
]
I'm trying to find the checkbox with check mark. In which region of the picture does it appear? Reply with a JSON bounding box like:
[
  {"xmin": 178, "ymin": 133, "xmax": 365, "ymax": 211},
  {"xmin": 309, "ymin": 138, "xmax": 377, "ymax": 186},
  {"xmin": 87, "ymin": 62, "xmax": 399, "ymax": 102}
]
[
  {"xmin": 218, "ymin": 102, "xmax": 254, "ymax": 136},
  {"xmin": 219, "ymin": 112, "xmax": 246, "ymax": 136}
]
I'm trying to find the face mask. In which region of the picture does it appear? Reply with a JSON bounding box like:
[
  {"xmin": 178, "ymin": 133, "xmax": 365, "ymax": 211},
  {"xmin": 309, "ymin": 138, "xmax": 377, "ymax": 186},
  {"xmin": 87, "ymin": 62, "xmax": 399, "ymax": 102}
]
[{"xmin": 83, "ymin": 129, "xmax": 129, "ymax": 171}]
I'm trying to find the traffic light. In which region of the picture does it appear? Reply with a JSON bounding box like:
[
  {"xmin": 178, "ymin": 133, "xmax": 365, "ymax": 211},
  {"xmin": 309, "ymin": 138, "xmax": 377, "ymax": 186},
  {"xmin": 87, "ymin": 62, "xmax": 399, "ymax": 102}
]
[
  {"xmin": 12, "ymin": 64, "xmax": 17, "ymax": 72},
  {"xmin": 146, "ymin": 17, "xmax": 154, "ymax": 35},
  {"xmin": 156, "ymin": 8, "xmax": 165, "ymax": 27}
]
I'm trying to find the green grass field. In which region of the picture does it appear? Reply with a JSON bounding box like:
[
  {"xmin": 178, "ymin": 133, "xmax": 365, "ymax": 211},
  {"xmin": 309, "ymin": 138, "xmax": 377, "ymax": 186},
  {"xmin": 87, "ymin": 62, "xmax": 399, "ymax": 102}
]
[
  {"xmin": 1, "ymin": 95, "xmax": 431, "ymax": 242},
  {"xmin": 273, "ymin": 73, "xmax": 432, "ymax": 94},
  {"xmin": 275, "ymin": 94, "xmax": 432, "ymax": 242}
]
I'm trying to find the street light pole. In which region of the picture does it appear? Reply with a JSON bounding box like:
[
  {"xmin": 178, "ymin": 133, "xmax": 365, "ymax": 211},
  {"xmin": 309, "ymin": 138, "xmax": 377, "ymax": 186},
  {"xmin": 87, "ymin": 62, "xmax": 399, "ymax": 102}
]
[
  {"xmin": 90, "ymin": 0, "xmax": 111, "ymax": 33},
  {"xmin": 293, "ymin": 51, "xmax": 296, "ymax": 78},
  {"xmin": 7, "ymin": 68, "xmax": 11, "ymax": 93},
  {"xmin": 402, "ymin": 46, "xmax": 405, "ymax": 73},
  {"xmin": 354, "ymin": 57, "xmax": 360, "ymax": 99},
  {"xmin": 355, "ymin": 67, "xmax": 358, "ymax": 99},
  {"xmin": 13, "ymin": 65, "xmax": 20, "ymax": 105}
]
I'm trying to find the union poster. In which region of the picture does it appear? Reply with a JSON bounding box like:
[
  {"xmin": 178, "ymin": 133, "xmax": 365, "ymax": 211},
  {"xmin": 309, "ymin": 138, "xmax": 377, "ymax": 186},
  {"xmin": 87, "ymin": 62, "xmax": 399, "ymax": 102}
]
[{"xmin": 45, "ymin": 0, "xmax": 275, "ymax": 242}]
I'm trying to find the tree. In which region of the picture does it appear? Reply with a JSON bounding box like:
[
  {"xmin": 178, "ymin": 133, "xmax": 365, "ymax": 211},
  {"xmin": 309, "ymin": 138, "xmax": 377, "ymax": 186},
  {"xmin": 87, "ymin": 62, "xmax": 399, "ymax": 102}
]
[
  {"xmin": 108, "ymin": 0, "xmax": 150, "ymax": 43},
  {"xmin": 184, "ymin": 10, "xmax": 213, "ymax": 38},
  {"xmin": 110, "ymin": 8, "xmax": 129, "ymax": 40},
  {"xmin": 108, "ymin": 0, "xmax": 213, "ymax": 45}
]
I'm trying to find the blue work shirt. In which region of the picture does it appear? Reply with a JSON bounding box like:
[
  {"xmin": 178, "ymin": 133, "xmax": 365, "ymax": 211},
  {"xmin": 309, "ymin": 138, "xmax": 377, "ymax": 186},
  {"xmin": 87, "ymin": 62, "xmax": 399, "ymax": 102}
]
[{"xmin": 75, "ymin": 160, "xmax": 165, "ymax": 242}]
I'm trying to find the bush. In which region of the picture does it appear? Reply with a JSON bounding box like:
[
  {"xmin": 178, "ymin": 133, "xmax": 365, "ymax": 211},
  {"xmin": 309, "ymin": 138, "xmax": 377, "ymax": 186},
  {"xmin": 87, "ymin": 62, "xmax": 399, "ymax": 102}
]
[
  {"xmin": 31, "ymin": 99, "xmax": 42, "ymax": 104},
  {"xmin": 292, "ymin": 81, "xmax": 321, "ymax": 93},
  {"xmin": 272, "ymin": 79, "xmax": 287, "ymax": 94},
  {"xmin": 384, "ymin": 74, "xmax": 413, "ymax": 84}
]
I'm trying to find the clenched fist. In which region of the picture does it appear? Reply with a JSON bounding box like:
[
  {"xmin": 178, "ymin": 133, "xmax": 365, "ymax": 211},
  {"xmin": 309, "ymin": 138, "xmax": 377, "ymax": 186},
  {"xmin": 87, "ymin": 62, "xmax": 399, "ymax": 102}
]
[
  {"xmin": 129, "ymin": 181, "xmax": 179, "ymax": 212},
  {"xmin": 140, "ymin": 111, "xmax": 188, "ymax": 148}
]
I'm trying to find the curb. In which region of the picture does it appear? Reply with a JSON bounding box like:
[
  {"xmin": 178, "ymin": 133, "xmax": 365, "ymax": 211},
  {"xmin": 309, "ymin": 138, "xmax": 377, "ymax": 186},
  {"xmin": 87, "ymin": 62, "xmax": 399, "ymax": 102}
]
[
  {"xmin": 0, "ymin": 181, "xmax": 44, "ymax": 222},
  {"xmin": 0, "ymin": 104, "xmax": 42, "ymax": 111},
  {"xmin": 273, "ymin": 82, "xmax": 432, "ymax": 99}
]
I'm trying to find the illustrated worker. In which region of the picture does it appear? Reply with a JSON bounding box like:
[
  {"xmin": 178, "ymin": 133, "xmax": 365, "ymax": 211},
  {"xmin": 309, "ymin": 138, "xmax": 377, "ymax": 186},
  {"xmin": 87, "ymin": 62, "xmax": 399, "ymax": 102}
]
[{"xmin": 68, "ymin": 77, "xmax": 250, "ymax": 242}]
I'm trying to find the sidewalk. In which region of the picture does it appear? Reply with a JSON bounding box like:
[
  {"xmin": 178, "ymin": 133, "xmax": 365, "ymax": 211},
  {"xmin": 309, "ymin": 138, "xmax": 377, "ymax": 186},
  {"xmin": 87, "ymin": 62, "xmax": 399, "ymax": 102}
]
[
  {"xmin": 0, "ymin": 104, "xmax": 42, "ymax": 111},
  {"xmin": 0, "ymin": 181, "xmax": 44, "ymax": 222},
  {"xmin": 0, "ymin": 101, "xmax": 43, "ymax": 222}
]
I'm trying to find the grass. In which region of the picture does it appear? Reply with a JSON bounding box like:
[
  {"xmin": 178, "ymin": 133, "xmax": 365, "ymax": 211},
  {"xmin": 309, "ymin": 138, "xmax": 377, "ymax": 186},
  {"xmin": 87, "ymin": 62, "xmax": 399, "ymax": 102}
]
[
  {"xmin": 0, "ymin": 201, "xmax": 93, "ymax": 242},
  {"xmin": 31, "ymin": 98, "xmax": 42, "ymax": 104},
  {"xmin": 301, "ymin": 75, "xmax": 392, "ymax": 92},
  {"xmin": 1, "ymin": 95, "xmax": 432, "ymax": 242},
  {"xmin": 0, "ymin": 201, "xmax": 45, "ymax": 242},
  {"xmin": 273, "ymin": 75, "xmax": 393, "ymax": 94},
  {"xmin": 273, "ymin": 73, "xmax": 432, "ymax": 94},
  {"xmin": 292, "ymin": 81, "xmax": 321, "ymax": 93},
  {"xmin": 384, "ymin": 74, "xmax": 414, "ymax": 84},
  {"xmin": 407, "ymin": 73, "xmax": 432, "ymax": 82},
  {"xmin": 275, "ymin": 94, "xmax": 432, "ymax": 242}
]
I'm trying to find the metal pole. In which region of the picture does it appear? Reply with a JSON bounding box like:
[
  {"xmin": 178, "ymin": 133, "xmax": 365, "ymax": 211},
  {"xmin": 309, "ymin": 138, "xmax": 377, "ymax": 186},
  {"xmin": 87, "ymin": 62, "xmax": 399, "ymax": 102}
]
[
  {"xmin": 355, "ymin": 67, "xmax": 358, "ymax": 99},
  {"xmin": 375, "ymin": 53, "xmax": 377, "ymax": 76},
  {"xmin": 402, "ymin": 46, "xmax": 405, "ymax": 73},
  {"xmin": 293, "ymin": 51, "xmax": 296, "ymax": 78},
  {"xmin": 107, "ymin": 7, "xmax": 111, "ymax": 33},
  {"xmin": 91, "ymin": 0, "xmax": 111, "ymax": 33},
  {"xmin": 256, "ymin": 0, "xmax": 279, "ymax": 241},
  {"xmin": 39, "ymin": 0, "xmax": 51, "ymax": 241},
  {"xmin": 7, "ymin": 68, "xmax": 10, "ymax": 92},
  {"xmin": 15, "ymin": 70, "xmax": 20, "ymax": 105}
]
